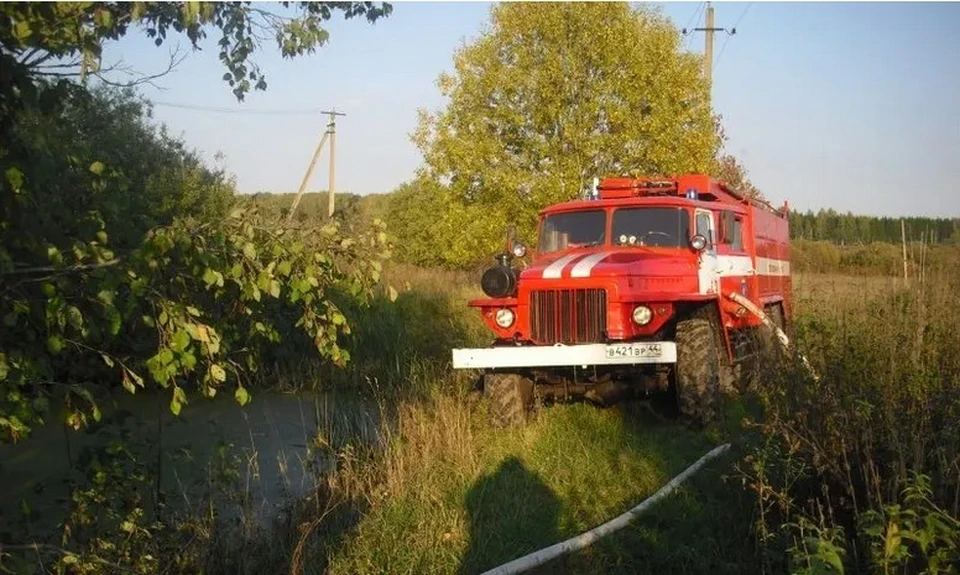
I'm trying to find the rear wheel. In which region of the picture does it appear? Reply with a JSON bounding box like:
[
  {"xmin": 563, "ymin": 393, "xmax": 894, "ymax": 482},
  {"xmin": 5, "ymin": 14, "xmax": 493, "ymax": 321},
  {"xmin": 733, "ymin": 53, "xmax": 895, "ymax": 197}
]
[
  {"xmin": 484, "ymin": 372, "xmax": 534, "ymax": 428},
  {"xmin": 738, "ymin": 328, "xmax": 767, "ymax": 394},
  {"xmin": 674, "ymin": 308, "xmax": 724, "ymax": 428},
  {"xmin": 760, "ymin": 303, "xmax": 786, "ymax": 356}
]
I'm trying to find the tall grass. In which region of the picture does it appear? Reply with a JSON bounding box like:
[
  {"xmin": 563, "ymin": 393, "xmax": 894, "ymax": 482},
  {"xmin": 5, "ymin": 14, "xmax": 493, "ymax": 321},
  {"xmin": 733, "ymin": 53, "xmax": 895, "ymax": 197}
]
[
  {"xmin": 311, "ymin": 264, "xmax": 960, "ymax": 573},
  {"xmin": 743, "ymin": 266, "xmax": 960, "ymax": 572}
]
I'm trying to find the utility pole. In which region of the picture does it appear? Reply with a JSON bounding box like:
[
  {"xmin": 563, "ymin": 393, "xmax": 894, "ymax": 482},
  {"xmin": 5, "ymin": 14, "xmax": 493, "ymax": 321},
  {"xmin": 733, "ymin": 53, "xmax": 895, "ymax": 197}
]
[
  {"xmin": 287, "ymin": 108, "xmax": 345, "ymax": 223},
  {"xmin": 323, "ymin": 109, "xmax": 345, "ymax": 218},
  {"xmin": 703, "ymin": 4, "xmax": 716, "ymax": 89},
  {"xmin": 683, "ymin": 2, "xmax": 737, "ymax": 100}
]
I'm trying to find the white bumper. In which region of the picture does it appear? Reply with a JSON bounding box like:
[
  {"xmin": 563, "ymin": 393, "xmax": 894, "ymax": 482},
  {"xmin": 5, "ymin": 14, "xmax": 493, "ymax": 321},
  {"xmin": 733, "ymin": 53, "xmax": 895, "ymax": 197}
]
[{"xmin": 451, "ymin": 342, "xmax": 677, "ymax": 370}]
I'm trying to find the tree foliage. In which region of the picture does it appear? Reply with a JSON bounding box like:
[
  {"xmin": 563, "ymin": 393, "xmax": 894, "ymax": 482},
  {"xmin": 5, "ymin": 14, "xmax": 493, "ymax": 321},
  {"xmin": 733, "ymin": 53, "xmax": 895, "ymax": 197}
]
[
  {"xmin": 0, "ymin": 2, "xmax": 394, "ymax": 443},
  {"xmin": 716, "ymin": 153, "xmax": 763, "ymax": 200},
  {"xmin": 397, "ymin": 2, "xmax": 721, "ymax": 267},
  {"xmin": 9, "ymin": 86, "xmax": 235, "ymax": 251},
  {"xmin": 385, "ymin": 177, "xmax": 454, "ymax": 268},
  {"xmin": 0, "ymin": 2, "xmax": 392, "ymax": 98}
]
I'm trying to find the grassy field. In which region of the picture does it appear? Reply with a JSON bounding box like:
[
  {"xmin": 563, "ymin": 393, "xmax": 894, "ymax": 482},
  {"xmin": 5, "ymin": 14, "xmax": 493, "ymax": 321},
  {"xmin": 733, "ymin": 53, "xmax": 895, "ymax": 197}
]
[{"xmin": 3, "ymin": 262, "xmax": 957, "ymax": 574}]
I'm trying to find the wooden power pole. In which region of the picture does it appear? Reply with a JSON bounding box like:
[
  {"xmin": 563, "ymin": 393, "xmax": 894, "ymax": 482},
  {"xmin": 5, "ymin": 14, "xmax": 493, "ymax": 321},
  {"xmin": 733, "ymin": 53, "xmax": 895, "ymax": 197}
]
[
  {"xmin": 683, "ymin": 2, "xmax": 737, "ymax": 100},
  {"xmin": 323, "ymin": 109, "xmax": 345, "ymax": 218},
  {"xmin": 287, "ymin": 108, "xmax": 346, "ymax": 223},
  {"xmin": 703, "ymin": 3, "xmax": 716, "ymax": 89}
]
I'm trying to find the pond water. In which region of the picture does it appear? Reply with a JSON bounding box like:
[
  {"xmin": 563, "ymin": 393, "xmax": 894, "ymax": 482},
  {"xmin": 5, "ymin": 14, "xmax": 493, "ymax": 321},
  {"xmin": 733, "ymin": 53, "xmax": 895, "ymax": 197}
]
[{"xmin": 0, "ymin": 388, "xmax": 383, "ymax": 539}]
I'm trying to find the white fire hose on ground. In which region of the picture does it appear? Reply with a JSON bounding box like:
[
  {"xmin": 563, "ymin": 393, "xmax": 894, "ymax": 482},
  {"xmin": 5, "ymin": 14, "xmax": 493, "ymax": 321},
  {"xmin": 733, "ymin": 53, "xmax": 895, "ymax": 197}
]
[{"xmin": 478, "ymin": 293, "xmax": 820, "ymax": 575}]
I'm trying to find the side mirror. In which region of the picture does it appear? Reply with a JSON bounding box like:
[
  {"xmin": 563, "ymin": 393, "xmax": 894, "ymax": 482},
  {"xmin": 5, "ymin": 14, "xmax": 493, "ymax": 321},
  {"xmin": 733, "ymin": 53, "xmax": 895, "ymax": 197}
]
[
  {"xmin": 511, "ymin": 241, "xmax": 527, "ymax": 258},
  {"xmin": 689, "ymin": 234, "xmax": 707, "ymax": 252}
]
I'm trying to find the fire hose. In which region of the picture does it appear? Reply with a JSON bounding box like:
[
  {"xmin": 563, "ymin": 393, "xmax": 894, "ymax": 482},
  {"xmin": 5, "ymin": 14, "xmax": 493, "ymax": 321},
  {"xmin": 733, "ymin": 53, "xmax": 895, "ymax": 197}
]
[
  {"xmin": 479, "ymin": 293, "xmax": 819, "ymax": 574},
  {"xmin": 724, "ymin": 291, "xmax": 820, "ymax": 382}
]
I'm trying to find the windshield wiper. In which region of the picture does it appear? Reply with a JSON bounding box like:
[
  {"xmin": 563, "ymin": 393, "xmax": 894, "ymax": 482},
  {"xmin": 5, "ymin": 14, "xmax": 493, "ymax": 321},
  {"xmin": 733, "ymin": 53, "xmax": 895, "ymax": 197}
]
[{"xmin": 569, "ymin": 241, "xmax": 603, "ymax": 249}]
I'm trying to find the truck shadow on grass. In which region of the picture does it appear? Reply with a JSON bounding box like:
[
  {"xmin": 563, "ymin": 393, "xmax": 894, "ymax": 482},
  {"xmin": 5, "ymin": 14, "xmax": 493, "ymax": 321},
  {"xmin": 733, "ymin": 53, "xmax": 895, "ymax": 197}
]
[{"xmin": 459, "ymin": 457, "xmax": 562, "ymax": 575}]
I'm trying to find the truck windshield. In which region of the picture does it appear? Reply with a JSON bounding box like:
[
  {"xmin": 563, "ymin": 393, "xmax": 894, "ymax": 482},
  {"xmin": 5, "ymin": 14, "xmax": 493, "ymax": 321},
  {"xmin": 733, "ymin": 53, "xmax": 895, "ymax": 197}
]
[
  {"xmin": 538, "ymin": 210, "xmax": 606, "ymax": 254},
  {"xmin": 611, "ymin": 207, "xmax": 690, "ymax": 247}
]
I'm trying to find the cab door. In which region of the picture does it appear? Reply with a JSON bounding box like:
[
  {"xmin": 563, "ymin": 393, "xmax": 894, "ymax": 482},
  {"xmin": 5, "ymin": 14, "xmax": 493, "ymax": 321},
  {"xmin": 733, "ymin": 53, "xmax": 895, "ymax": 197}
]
[{"xmin": 695, "ymin": 209, "xmax": 719, "ymax": 295}]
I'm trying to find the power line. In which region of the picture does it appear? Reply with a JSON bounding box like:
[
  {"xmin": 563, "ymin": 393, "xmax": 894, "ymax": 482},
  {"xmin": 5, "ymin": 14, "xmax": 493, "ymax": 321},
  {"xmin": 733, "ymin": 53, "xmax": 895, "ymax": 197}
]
[
  {"xmin": 682, "ymin": 2, "xmax": 706, "ymax": 50},
  {"xmin": 149, "ymin": 100, "xmax": 325, "ymax": 115},
  {"xmin": 714, "ymin": 3, "xmax": 752, "ymax": 72}
]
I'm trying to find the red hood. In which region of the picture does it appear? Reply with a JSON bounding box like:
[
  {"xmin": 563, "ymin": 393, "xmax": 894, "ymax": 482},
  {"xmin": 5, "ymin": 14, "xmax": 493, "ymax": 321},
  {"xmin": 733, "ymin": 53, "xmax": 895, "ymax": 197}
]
[{"xmin": 520, "ymin": 249, "xmax": 696, "ymax": 281}]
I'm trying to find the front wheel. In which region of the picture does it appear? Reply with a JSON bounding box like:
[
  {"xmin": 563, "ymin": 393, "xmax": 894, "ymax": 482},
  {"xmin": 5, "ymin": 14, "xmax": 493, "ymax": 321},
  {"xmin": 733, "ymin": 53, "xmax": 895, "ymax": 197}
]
[
  {"xmin": 484, "ymin": 373, "xmax": 534, "ymax": 428},
  {"xmin": 674, "ymin": 309, "xmax": 724, "ymax": 428}
]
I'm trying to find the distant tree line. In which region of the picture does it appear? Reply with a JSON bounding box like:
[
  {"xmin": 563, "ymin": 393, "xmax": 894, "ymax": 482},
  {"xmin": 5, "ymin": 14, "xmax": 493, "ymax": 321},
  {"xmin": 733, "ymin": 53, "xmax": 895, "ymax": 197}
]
[{"xmin": 789, "ymin": 209, "xmax": 960, "ymax": 245}]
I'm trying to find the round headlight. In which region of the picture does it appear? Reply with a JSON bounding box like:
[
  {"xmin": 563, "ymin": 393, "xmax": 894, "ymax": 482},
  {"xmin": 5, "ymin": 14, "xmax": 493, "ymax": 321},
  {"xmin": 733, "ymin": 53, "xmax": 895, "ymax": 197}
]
[
  {"xmin": 512, "ymin": 243, "xmax": 526, "ymax": 258},
  {"xmin": 495, "ymin": 308, "xmax": 515, "ymax": 328},
  {"xmin": 690, "ymin": 234, "xmax": 707, "ymax": 251},
  {"xmin": 632, "ymin": 305, "xmax": 653, "ymax": 326}
]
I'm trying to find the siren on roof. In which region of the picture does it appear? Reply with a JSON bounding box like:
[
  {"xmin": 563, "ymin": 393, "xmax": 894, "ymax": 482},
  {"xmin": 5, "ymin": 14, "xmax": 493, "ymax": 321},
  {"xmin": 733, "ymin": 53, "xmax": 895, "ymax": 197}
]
[{"xmin": 581, "ymin": 177, "xmax": 601, "ymax": 201}]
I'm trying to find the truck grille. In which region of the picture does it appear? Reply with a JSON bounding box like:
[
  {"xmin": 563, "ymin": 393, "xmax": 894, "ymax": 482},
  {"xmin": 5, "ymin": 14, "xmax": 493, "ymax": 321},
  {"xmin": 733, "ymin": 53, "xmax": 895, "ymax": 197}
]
[{"xmin": 529, "ymin": 289, "xmax": 607, "ymax": 344}]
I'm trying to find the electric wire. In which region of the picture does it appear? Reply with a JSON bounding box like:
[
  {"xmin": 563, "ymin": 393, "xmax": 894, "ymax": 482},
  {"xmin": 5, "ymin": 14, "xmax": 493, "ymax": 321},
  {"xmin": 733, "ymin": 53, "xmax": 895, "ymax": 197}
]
[
  {"xmin": 682, "ymin": 2, "xmax": 706, "ymax": 50},
  {"xmin": 714, "ymin": 2, "xmax": 753, "ymax": 72},
  {"xmin": 149, "ymin": 100, "xmax": 325, "ymax": 115}
]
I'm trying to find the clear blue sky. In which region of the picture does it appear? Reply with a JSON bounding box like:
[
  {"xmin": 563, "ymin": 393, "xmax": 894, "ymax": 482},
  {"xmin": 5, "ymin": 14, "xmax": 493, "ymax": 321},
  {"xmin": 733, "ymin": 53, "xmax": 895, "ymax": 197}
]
[{"xmin": 103, "ymin": 1, "xmax": 960, "ymax": 218}]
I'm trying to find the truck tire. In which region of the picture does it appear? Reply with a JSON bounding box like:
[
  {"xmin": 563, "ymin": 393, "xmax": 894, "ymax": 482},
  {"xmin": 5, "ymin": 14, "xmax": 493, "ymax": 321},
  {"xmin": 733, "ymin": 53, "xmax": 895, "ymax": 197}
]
[
  {"xmin": 739, "ymin": 329, "xmax": 766, "ymax": 394},
  {"xmin": 760, "ymin": 303, "xmax": 786, "ymax": 357},
  {"xmin": 674, "ymin": 309, "xmax": 723, "ymax": 427},
  {"xmin": 769, "ymin": 303, "xmax": 785, "ymax": 331},
  {"xmin": 484, "ymin": 373, "xmax": 534, "ymax": 428},
  {"xmin": 736, "ymin": 303, "xmax": 786, "ymax": 394}
]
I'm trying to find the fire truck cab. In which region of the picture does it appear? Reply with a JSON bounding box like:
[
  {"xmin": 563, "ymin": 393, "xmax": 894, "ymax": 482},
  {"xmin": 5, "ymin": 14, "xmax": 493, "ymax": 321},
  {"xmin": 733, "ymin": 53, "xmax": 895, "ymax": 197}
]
[{"xmin": 451, "ymin": 174, "xmax": 792, "ymax": 428}]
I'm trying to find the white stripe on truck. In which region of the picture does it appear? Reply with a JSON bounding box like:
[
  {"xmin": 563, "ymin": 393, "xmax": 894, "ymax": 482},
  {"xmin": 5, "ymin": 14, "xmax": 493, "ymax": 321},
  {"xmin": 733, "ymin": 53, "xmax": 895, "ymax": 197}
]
[
  {"xmin": 538, "ymin": 253, "xmax": 790, "ymax": 280},
  {"xmin": 755, "ymin": 257, "xmax": 791, "ymax": 277},
  {"xmin": 569, "ymin": 252, "xmax": 611, "ymax": 278},
  {"xmin": 541, "ymin": 253, "xmax": 583, "ymax": 279}
]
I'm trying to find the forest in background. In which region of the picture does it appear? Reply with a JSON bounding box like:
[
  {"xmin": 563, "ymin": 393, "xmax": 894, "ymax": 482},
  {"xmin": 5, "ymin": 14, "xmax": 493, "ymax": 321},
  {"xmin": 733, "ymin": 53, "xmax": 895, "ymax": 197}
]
[{"xmin": 788, "ymin": 210, "xmax": 958, "ymax": 245}]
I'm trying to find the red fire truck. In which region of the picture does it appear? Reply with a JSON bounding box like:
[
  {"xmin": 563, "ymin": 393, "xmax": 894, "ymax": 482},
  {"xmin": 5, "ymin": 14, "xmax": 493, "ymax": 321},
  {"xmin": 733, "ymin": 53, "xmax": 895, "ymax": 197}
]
[{"xmin": 451, "ymin": 174, "xmax": 792, "ymax": 427}]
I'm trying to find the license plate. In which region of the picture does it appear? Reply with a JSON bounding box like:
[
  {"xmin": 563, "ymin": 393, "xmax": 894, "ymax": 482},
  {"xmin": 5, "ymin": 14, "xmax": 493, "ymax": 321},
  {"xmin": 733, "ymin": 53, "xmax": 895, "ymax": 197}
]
[{"xmin": 604, "ymin": 343, "xmax": 663, "ymax": 359}]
